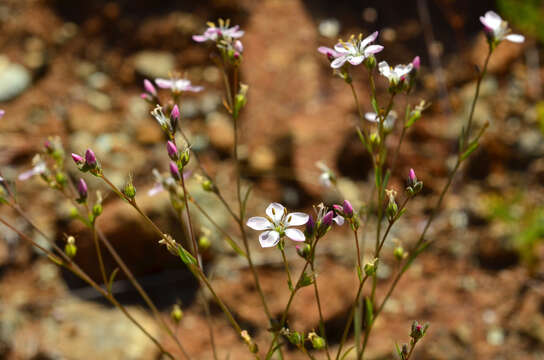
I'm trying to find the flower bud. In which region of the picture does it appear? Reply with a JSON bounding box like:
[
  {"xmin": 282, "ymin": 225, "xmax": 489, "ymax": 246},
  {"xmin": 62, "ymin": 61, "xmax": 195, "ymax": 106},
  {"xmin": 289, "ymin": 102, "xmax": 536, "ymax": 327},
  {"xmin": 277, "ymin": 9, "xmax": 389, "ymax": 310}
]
[
  {"xmin": 143, "ymin": 79, "xmax": 157, "ymax": 97},
  {"xmin": 92, "ymin": 203, "xmax": 103, "ymax": 217},
  {"xmin": 364, "ymin": 55, "xmax": 377, "ymax": 70},
  {"xmin": 72, "ymin": 153, "xmax": 84, "ymax": 165},
  {"xmin": 332, "ymin": 204, "xmax": 343, "ymax": 213},
  {"xmin": 166, "ymin": 141, "xmax": 178, "ymax": 161},
  {"xmin": 170, "ymin": 105, "xmax": 180, "ymax": 129},
  {"xmin": 65, "ymin": 236, "xmax": 77, "ymax": 258},
  {"xmin": 199, "ymin": 235, "xmax": 211, "ymax": 250},
  {"xmin": 123, "ymin": 179, "xmax": 136, "ymax": 199},
  {"xmin": 169, "ymin": 161, "xmax": 181, "ymax": 180},
  {"xmin": 408, "ymin": 168, "xmax": 417, "ymax": 186},
  {"xmin": 241, "ymin": 330, "xmax": 259, "ymax": 354},
  {"xmin": 171, "ymin": 304, "xmax": 183, "ymax": 323},
  {"xmin": 77, "ymin": 178, "xmax": 88, "ymax": 201},
  {"xmin": 201, "ymin": 179, "xmax": 215, "ymax": 192},
  {"xmin": 233, "ymin": 83, "xmax": 248, "ymax": 118},
  {"xmin": 364, "ymin": 258, "xmax": 378, "ymax": 276},
  {"xmin": 410, "ymin": 321, "xmax": 429, "ymax": 342},
  {"xmin": 308, "ymin": 332, "xmax": 326, "ymax": 350},
  {"xmin": 343, "ymin": 200, "xmax": 354, "ymax": 218},
  {"xmin": 295, "ymin": 243, "xmax": 311, "ymax": 259},
  {"xmin": 305, "ymin": 215, "xmax": 316, "ymax": 238},
  {"xmin": 322, "ymin": 210, "xmax": 334, "ymax": 226},
  {"xmin": 85, "ymin": 149, "xmax": 97, "ymax": 168},
  {"xmin": 412, "ymin": 56, "xmax": 420, "ymax": 71},
  {"xmin": 394, "ymin": 246, "xmax": 405, "ymax": 261}
]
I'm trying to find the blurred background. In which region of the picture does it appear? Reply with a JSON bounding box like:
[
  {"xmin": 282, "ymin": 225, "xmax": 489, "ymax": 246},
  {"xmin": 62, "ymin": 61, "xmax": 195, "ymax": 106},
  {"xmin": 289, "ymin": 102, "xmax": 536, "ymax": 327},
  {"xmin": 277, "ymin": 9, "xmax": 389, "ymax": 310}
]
[{"xmin": 0, "ymin": 0, "xmax": 543, "ymax": 359}]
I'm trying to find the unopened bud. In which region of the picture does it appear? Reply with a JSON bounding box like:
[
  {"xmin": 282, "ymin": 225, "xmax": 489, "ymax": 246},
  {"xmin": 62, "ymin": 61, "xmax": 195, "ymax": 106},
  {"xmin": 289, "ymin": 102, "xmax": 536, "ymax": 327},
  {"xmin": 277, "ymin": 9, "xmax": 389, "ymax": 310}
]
[
  {"xmin": 343, "ymin": 199, "xmax": 354, "ymax": 218},
  {"xmin": 199, "ymin": 236, "xmax": 211, "ymax": 250},
  {"xmin": 143, "ymin": 79, "xmax": 157, "ymax": 97},
  {"xmin": 408, "ymin": 168, "xmax": 417, "ymax": 186},
  {"xmin": 92, "ymin": 203, "xmax": 103, "ymax": 217},
  {"xmin": 166, "ymin": 141, "xmax": 178, "ymax": 161},
  {"xmin": 233, "ymin": 84, "xmax": 248, "ymax": 117},
  {"xmin": 123, "ymin": 179, "xmax": 136, "ymax": 199},
  {"xmin": 170, "ymin": 105, "xmax": 180, "ymax": 129},
  {"xmin": 295, "ymin": 243, "xmax": 311, "ymax": 259},
  {"xmin": 322, "ymin": 210, "xmax": 334, "ymax": 226},
  {"xmin": 394, "ymin": 246, "xmax": 405, "ymax": 261},
  {"xmin": 364, "ymin": 55, "xmax": 377, "ymax": 70},
  {"xmin": 364, "ymin": 258, "xmax": 378, "ymax": 276},
  {"xmin": 171, "ymin": 304, "xmax": 183, "ymax": 323},
  {"xmin": 85, "ymin": 149, "xmax": 97, "ymax": 168},
  {"xmin": 241, "ymin": 330, "xmax": 258, "ymax": 354},
  {"xmin": 308, "ymin": 332, "xmax": 326, "ymax": 350},
  {"xmin": 410, "ymin": 321, "xmax": 429, "ymax": 341},
  {"xmin": 77, "ymin": 178, "xmax": 88, "ymax": 201},
  {"xmin": 179, "ymin": 148, "xmax": 190, "ymax": 167},
  {"xmin": 305, "ymin": 215, "xmax": 315, "ymax": 238},
  {"xmin": 412, "ymin": 56, "xmax": 420, "ymax": 71},
  {"xmin": 201, "ymin": 179, "xmax": 215, "ymax": 192},
  {"xmin": 72, "ymin": 153, "xmax": 84, "ymax": 165},
  {"xmin": 169, "ymin": 161, "xmax": 181, "ymax": 180},
  {"xmin": 65, "ymin": 236, "xmax": 77, "ymax": 258}
]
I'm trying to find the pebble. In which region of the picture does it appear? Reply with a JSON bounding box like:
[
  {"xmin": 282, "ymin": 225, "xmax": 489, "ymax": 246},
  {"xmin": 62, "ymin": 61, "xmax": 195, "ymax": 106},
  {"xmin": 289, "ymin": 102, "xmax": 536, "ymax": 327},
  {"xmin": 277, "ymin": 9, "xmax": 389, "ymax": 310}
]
[
  {"xmin": 318, "ymin": 19, "xmax": 340, "ymax": 38},
  {"xmin": 0, "ymin": 56, "xmax": 31, "ymax": 101},
  {"xmin": 133, "ymin": 51, "xmax": 175, "ymax": 79}
]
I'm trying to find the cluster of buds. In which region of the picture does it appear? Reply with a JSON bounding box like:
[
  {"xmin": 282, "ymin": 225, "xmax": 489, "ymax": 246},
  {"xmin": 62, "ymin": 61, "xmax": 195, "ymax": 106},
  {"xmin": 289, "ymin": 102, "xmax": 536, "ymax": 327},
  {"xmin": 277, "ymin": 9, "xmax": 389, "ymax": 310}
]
[
  {"xmin": 307, "ymin": 203, "xmax": 344, "ymax": 239},
  {"xmin": 64, "ymin": 235, "xmax": 77, "ymax": 258},
  {"xmin": 385, "ymin": 189, "xmax": 398, "ymax": 222},
  {"xmin": 193, "ymin": 19, "xmax": 245, "ymax": 65},
  {"xmin": 240, "ymin": 330, "xmax": 258, "ymax": 354},
  {"xmin": 333, "ymin": 200, "xmax": 359, "ymax": 231},
  {"xmin": 72, "ymin": 149, "xmax": 101, "ymax": 176},
  {"xmin": 410, "ymin": 321, "xmax": 429, "ymax": 344},
  {"xmin": 406, "ymin": 168, "xmax": 423, "ymax": 197}
]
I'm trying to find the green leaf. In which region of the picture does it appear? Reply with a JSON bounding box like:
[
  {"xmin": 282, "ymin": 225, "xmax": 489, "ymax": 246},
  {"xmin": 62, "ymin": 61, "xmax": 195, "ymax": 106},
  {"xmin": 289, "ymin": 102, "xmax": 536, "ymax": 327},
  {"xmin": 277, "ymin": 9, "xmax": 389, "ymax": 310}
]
[
  {"xmin": 107, "ymin": 267, "xmax": 120, "ymax": 293},
  {"xmin": 461, "ymin": 141, "xmax": 479, "ymax": 161},
  {"xmin": 177, "ymin": 245, "xmax": 197, "ymax": 265},
  {"xmin": 357, "ymin": 265, "xmax": 363, "ymax": 282},
  {"xmin": 340, "ymin": 346, "xmax": 355, "ymax": 360}
]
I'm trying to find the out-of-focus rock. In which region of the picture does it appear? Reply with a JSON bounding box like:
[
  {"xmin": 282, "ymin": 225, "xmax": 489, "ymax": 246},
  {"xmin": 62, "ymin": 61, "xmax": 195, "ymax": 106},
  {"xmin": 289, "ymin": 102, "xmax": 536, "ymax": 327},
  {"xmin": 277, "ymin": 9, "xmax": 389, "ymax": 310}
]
[
  {"xmin": 207, "ymin": 112, "xmax": 234, "ymax": 151},
  {"xmin": 0, "ymin": 56, "xmax": 31, "ymax": 101},
  {"xmin": 133, "ymin": 51, "xmax": 175, "ymax": 79}
]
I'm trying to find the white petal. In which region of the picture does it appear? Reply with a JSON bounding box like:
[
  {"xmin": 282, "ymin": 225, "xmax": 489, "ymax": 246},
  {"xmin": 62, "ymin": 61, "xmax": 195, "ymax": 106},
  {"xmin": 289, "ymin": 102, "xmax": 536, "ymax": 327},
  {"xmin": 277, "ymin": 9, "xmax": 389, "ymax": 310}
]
[
  {"xmin": 259, "ymin": 231, "xmax": 280, "ymax": 248},
  {"xmin": 18, "ymin": 169, "xmax": 37, "ymax": 181},
  {"xmin": 330, "ymin": 56, "xmax": 347, "ymax": 69},
  {"xmin": 247, "ymin": 217, "xmax": 273, "ymax": 230},
  {"xmin": 365, "ymin": 112, "xmax": 378, "ymax": 122},
  {"xmin": 506, "ymin": 34, "xmax": 525, "ymax": 43},
  {"xmin": 364, "ymin": 44, "xmax": 384, "ymax": 56},
  {"xmin": 378, "ymin": 61, "xmax": 391, "ymax": 77},
  {"xmin": 285, "ymin": 228, "xmax": 305, "ymax": 242},
  {"xmin": 284, "ymin": 212, "xmax": 309, "ymax": 227},
  {"xmin": 192, "ymin": 34, "xmax": 209, "ymax": 42},
  {"xmin": 347, "ymin": 55, "xmax": 364, "ymax": 66},
  {"xmin": 360, "ymin": 31, "xmax": 379, "ymax": 50},
  {"xmin": 483, "ymin": 11, "xmax": 502, "ymax": 30},
  {"xmin": 319, "ymin": 173, "xmax": 332, "ymax": 188},
  {"xmin": 333, "ymin": 215, "xmax": 344, "ymax": 226},
  {"xmin": 187, "ymin": 85, "xmax": 204, "ymax": 92},
  {"xmin": 147, "ymin": 183, "xmax": 164, "ymax": 196},
  {"xmin": 266, "ymin": 202, "xmax": 285, "ymax": 224},
  {"xmin": 334, "ymin": 43, "xmax": 353, "ymax": 54},
  {"xmin": 155, "ymin": 79, "xmax": 173, "ymax": 89}
]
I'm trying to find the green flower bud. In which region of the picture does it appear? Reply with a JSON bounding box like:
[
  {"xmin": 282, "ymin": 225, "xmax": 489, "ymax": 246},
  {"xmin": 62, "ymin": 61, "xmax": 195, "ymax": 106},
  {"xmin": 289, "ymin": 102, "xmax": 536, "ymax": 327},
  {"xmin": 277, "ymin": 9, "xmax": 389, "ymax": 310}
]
[
  {"xmin": 171, "ymin": 304, "xmax": 183, "ymax": 323},
  {"xmin": 92, "ymin": 203, "xmax": 103, "ymax": 217},
  {"xmin": 308, "ymin": 332, "xmax": 326, "ymax": 350},
  {"xmin": 198, "ymin": 236, "xmax": 211, "ymax": 251},
  {"xmin": 394, "ymin": 246, "xmax": 405, "ymax": 261},
  {"xmin": 65, "ymin": 236, "xmax": 77, "ymax": 258},
  {"xmin": 364, "ymin": 258, "xmax": 378, "ymax": 276},
  {"xmin": 123, "ymin": 180, "xmax": 136, "ymax": 199}
]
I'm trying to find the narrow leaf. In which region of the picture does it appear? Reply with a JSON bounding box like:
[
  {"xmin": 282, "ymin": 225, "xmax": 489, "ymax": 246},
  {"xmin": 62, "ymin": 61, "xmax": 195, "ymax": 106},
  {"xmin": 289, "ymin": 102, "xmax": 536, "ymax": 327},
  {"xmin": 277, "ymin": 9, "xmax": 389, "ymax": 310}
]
[
  {"xmin": 107, "ymin": 267, "xmax": 120, "ymax": 293},
  {"xmin": 177, "ymin": 245, "xmax": 197, "ymax": 265},
  {"xmin": 460, "ymin": 141, "xmax": 479, "ymax": 161}
]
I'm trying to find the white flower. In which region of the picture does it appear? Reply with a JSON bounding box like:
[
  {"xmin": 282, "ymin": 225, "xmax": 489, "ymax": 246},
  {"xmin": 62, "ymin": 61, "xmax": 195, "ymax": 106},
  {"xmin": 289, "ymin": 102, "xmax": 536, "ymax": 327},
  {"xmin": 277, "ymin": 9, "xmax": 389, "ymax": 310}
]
[
  {"xmin": 378, "ymin": 61, "xmax": 413, "ymax": 84},
  {"xmin": 480, "ymin": 11, "xmax": 524, "ymax": 43},
  {"xmin": 247, "ymin": 203, "xmax": 309, "ymax": 248},
  {"xmin": 330, "ymin": 31, "xmax": 384, "ymax": 69},
  {"xmin": 155, "ymin": 76, "xmax": 203, "ymax": 93},
  {"xmin": 365, "ymin": 111, "xmax": 397, "ymax": 131},
  {"xmin": 150, "ymin": 105, "xmax": 170, "ymax": 129},
  {"xmin": 18, "ymin": 155, "xmax": 47, "ymax": 181}
]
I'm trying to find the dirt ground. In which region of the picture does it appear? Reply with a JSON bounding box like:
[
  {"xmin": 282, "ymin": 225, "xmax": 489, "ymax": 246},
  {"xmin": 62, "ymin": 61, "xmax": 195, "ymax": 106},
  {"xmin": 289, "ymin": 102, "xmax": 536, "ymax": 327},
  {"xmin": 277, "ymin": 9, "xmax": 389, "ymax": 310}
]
[{"xmin": 1, "ymin": 0, "xmax": 544, "ymax": 359}]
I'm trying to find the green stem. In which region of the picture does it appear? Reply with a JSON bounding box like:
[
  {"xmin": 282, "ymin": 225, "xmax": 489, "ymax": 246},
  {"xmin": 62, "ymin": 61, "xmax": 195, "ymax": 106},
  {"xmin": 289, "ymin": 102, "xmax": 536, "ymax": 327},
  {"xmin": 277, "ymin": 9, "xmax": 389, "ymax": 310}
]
[
  {"xmin": 91, "ymin": 223, "xmax": 108, "ymax": 287},
  {"xmin": 310, "ymin": 261, "xmax": 331, "ymax": 360}
]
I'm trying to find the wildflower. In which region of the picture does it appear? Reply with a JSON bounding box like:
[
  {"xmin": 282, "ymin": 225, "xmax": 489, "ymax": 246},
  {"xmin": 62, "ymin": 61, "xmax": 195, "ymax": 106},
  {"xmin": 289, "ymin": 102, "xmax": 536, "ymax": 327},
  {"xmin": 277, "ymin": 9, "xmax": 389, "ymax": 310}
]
[
  {"xmin": 166, "ymin": 141, "xmax": 178, "ymax": 161},
  {"xmin": 246, "ymin": 202, "xmax": 309, "ymax": 248},
  {"xmin": 18, "ymin": 155, "xmax": 47, "ymax": 181},
  {"xmin": 85, "ymin": 149, "xmax": 97, "ymax": 168},
  {"xmin": 169, "ymin": 161, "xmax": 181, "ymax": 181},
  {"xmin": 412, "ymin": 56, "xmax": 420, "ymax": 71},
  {"xmin": 71, "ymin": 153, "xmax": 84, "ymax": 165},
  {"xmin": 378, "ymin": 61, "xmax": 413, "ymax": 85},
  {"xmin": 480, "ymin": 11, "xmax": 524, "ymax": 44},
  {"xmin": 316, "ymin": 162, "xmax": 335, "ymax": 188},
  {"xmin": 151, "ymin": 105, "xmax": 173, "ymax": 133},
  {"xmin": 406, "ymin": 168, "xmax": 423, "ymax": 196},
  {"xmin": 192, "ymin": 19, "xmax": 244, "ymax": 43},
  {"xmin": 330, "ymin": 31, "xmax": 383, "ymax": 69},
  {"xmin": 141, "ymin": 79, "xmax": 157, "ymax": 101},
  {"xmin": 155, "ymin": 76, "xmax": 203, "ymax": 94},
  {"xmin": 365, "ymin": 111, "xmax": 397, "ymax": 131}
]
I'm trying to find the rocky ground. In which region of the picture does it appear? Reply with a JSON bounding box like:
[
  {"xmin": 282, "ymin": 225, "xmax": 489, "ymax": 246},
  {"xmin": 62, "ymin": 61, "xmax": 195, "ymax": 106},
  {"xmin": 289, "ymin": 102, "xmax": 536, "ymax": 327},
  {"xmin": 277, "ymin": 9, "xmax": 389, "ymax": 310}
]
[{"xmin": 1, "ymin": 0, "xmax": 544, "ymax": 359}]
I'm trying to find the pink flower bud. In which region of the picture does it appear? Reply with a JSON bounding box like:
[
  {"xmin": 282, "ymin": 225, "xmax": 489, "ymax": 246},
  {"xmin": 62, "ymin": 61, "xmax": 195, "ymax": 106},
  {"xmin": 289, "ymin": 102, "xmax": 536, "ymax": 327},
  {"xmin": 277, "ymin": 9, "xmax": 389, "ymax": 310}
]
[
  {"xmin": 409, "ymin": 168, "xmax": 417, "ymax": 184},
  {"xmin": 143, "ymin": 79, "xmax": 157, "ymax": 96},
  {"xmin": 342, "ymin": 200, "xmax": 353, "ymax": 217},
  {"xmin": 166, "ymin": 141, "xmax": 178, "ymax": 161},
  {"xmin": 72, "ymin": 153, "xmax": 84, "ymax": 164},
  {"xmin": 306, "ymin": 215, "xmax": 315, "ymax": 234},
  {"xmin": 44, "ymin": 140, "xmax": 53, "ymax": 152},
  {"xmin": 85, "ymin": 149, "xmax": 97, "ymax": 167},
  {"xmin": 77, "ymin": 178, "xmax": 88, "ymax": 200},
  {"xmin": 169, "ymin": 161, "xmax": 181, "ymax": 180},
  {"xmin": 170, "ymin": 105, "xmax": 180, "ymax": 122},
  {"xmin": 332, "ymin": 204, "xmax": 343, "ymax": 213},
  {"xmin": 412, "ymin": 56, "xmax": 420, "ymax": 70},
  {"xmin": 322, "ymin": 211, "xmax": 334, "ymax": 226}
]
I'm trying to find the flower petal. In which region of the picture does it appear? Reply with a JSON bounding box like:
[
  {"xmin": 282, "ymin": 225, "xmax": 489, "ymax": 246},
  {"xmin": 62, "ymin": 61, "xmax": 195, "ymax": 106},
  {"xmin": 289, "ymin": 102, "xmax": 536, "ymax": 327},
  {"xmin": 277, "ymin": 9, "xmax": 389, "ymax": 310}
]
[
  {"xmin": 192, "ymin": 34, "xmax": 209, "ymax": 42},
  {"xmin": 333, "ymin": 215, "xmax": 345, "ymax": 226},
  {"xmin": 378, "ymin": 61, "xmax": 390, "ymax": 77},
  {"xmin": 347, "ymin": 55, "xmax": 364, "ymax": 66},
  {"xmin": 505, "ymin": 33, "xmax": 525, "ymax": 43},
  {"xmin": 481, "ymin": 11, "xmax": 502, "ymax": 30},
  {"xmin": 18, "ymin": 168, "xmax": 37, "ymax": 181},
  {"xmin": 360, "ymin": 31, "xmax": 379, "ymax": 49},
  {"xmin": 187, "ymin": 85, "xmax": 204, "ymax": 92},
  {"xmin": 330, "ymin": 56, "xmax": 347, "ymax": 69},
  {"xmin": 266, "ymin": 202, "xmax": 285, "ymax": 224},
  {"xmin": 147, "ymin": 183, "xmax": 164, "ymax": 196},
  {"xmin": 259, "ymin": 231, "xmax": 280, "ymax": 248},
  {"xmin": 247, "ymin": 217, "xmax": 273, "ymax": 231},
  {"xmin": 285, "ymin": 212, "xmax": 309, "ymax": 227},
  {"xmin": 365, "ymin": 112, "xmax": 378, "ymax": 122},
  {"xmin": 155, "ymin": 79, "xmax": 173, "ymax": 89},
  {"xmin": 364, "ymin": 44, "xmax": 384, "ymax": 56},
  {"xmin": 285, "ymin": 228, "xmax": 305, "ymax": 242}
]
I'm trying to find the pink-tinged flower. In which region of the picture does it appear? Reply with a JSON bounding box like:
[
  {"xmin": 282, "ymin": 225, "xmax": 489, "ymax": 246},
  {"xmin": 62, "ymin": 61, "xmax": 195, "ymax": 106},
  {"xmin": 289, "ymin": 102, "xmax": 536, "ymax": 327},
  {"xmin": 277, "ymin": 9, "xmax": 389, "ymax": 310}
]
[
  {"xmin": 378, "ymin": 61, "xmax": 413, "ymax": 84},
  {"xmin": 330, "ymin": 31, "xmax": 384, "ymax": 69},
  {"xmin": 247, "ymin": 202, "xmax": 309, "ymax": 248},
  {"xmin": 480, "ymin": 11, "xmax": 524, "ymax": 43},
  {"xmin": 317, "ymin": 46, "xmax": 341, "ymax": 61},
  {"xmin": 365, "ymin": 111, "xmax": 397, "ymax": 131},
  {"xmin": 155, "ymin": 76, "xmax": 203, "ymax": 93},
  {"xmin": 193, "ymin": 20, "xmax": 244, "ymax": 43},
  {"xmin": 18, "ymin": 155, "xmax": 47, "ymax": 181},
  {"xmin": 0, "ymin": 110, "xmax": 4, "ymax": 118},
  {"xmin": 72, "ymin": 153, "xmax": 84, "ymax": 165},
  {"xmin": 409, "ymin": 168, "xmax": 417, "ymax": 185}
]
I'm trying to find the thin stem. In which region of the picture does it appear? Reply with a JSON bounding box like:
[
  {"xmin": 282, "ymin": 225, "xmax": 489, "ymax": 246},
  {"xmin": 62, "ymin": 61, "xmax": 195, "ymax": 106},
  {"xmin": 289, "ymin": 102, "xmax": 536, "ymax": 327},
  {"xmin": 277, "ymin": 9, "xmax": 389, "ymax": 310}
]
[
  {"xmin": 201, "ymin": 292, "xmax": 219, "ymax": 360},
  {"xmin": 353, "ymin": 229, "xmax": 362, "ymax": 273},
  {"xmin": 179, "ymin": 174, "xmax": 201, "ymax": 269},
  {"xmin": 310, "ymin": 261, "xmax": 331, "ymax": 360},
  {"xmin": 280, "ymin": 245, "xmax": 293, "ymax": 290},
  {"xmin": 91, "ymin": 223, "xmax": 108, "ymax": 286},
  {"xmin": 466, "ymin": 46, "xmax": 492, "ymax": 142}
]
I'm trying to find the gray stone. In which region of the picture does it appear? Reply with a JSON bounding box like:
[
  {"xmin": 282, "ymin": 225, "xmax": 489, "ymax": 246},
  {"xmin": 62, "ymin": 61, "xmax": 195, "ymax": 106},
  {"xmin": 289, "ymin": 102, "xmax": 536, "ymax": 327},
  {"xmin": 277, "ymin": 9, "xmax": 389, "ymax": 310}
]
[{"xmin": 133, "ymin": 51, "xmax": 175, "ymax": 79}]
